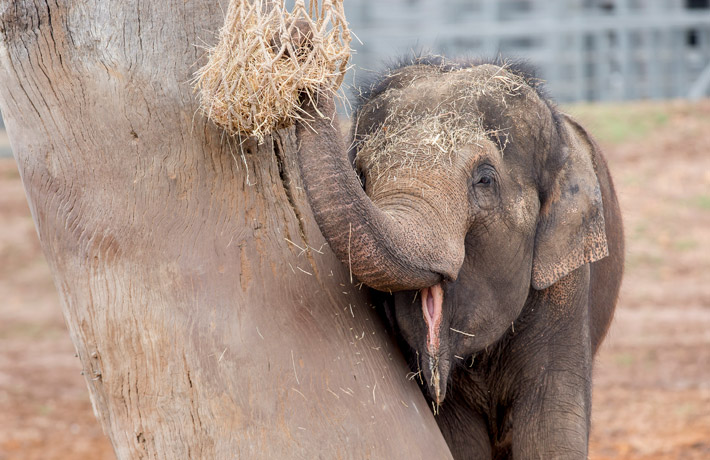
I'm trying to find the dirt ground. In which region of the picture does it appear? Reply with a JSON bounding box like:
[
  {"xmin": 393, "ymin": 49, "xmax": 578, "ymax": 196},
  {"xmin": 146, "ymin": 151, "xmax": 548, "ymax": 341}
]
[{"xmin": 0, "ymin": 100, "xmax": 708, "ymax": 459}]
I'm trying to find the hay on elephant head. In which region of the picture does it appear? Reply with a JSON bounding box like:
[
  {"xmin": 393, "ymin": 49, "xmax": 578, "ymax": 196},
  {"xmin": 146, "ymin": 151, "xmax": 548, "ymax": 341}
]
[
  {"xmin": 354, "ymin": 63, "xmax": 528, "ymax": 187},
  {"xmin": 194, "ymin": 0, "xmax": 351, "ymax": 143}
]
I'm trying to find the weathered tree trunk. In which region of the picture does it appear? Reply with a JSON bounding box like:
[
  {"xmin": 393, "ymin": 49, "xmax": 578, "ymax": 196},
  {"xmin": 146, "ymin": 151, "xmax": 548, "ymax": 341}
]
[{"xmin": 0, "ymin": 2, "xmax": 451, "ymax": 458}]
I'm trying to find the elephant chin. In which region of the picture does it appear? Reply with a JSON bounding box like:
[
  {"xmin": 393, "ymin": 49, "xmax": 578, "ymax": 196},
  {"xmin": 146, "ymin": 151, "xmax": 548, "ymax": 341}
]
[{"xmin": 422, "ymin": 349, "xmax": 451, "ymax": 410}]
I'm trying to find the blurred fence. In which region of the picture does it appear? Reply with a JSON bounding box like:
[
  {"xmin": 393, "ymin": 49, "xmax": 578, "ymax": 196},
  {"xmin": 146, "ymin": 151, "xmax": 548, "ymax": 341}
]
[
  {"xmin": 2, "ymin": 0, "xmax": 710, "ymax": 152},
  {"xmin": 344, "ymin": 0, "xmax": 710, "ymax": 103}
]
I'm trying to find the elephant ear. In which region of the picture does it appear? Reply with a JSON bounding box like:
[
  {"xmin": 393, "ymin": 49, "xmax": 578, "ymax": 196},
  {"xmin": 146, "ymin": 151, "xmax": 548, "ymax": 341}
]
[{"xmin": 532, "ymin": 115, "xmax": 609, "ymax": 290}]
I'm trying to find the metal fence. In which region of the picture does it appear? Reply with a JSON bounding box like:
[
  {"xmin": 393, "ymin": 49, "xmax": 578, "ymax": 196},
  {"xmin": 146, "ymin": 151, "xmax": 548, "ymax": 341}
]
[
  {"xmin": 343, "ymin": 0, "xmax": 710, "ymax": 103},
  {"xmin": 2, "ymin": 0, "xmax": 709, "ymax": 145}
]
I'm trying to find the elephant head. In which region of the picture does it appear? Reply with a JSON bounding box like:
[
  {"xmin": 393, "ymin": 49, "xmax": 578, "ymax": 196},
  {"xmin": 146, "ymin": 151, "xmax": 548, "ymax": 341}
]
[{"xmin": 295, "ymin": 57, "xmax": 608, "ymax": 406}]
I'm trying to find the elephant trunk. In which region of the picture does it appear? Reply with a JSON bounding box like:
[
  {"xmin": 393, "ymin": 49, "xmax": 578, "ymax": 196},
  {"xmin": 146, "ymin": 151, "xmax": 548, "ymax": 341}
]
[{"xmin": 294, "ymin": 93, "xmax": 460, "ymax": 292}]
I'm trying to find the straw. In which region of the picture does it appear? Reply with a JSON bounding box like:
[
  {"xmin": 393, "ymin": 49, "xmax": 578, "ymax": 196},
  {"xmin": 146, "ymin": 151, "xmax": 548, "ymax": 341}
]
[{"xmin": 194, "ymin": 0, "xmax": 351, "ymax": 143}]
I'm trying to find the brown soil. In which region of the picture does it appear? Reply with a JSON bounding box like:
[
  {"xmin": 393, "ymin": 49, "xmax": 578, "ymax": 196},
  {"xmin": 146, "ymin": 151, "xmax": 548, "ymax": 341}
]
[{"xmin": 1, "ymin": 100, "xmax": 709, "ymax": 459}]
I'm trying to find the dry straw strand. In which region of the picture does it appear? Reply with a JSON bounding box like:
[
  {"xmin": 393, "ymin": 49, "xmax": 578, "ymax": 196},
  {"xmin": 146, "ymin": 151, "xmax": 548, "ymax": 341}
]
[{"xmin": 194, "ymin": 0, "xmax": 351, "ymax": 143}]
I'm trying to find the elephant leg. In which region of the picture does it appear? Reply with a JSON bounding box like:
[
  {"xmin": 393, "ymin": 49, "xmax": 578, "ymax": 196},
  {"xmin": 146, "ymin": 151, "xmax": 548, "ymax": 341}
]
[
  {"xmin": 511, "ymin": 365, "xmax": 591, "ymax": 460},
  {"xmin": 503, "ymin": 268, "xmax": 594, "ymax": 459},
  {"xmin": 435, "ymin": 383, "xmax": 492, "ymax": 460},
  {"xmin": 510, "ymin": 323, "xmax": 592, "ymax": 457}
]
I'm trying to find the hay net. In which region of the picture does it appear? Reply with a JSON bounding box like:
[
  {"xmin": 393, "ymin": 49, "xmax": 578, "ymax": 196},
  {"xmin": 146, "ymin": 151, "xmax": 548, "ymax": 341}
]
[{"xmin": 194, "ymin": 0, "xmax": 350, "ymax": 143}]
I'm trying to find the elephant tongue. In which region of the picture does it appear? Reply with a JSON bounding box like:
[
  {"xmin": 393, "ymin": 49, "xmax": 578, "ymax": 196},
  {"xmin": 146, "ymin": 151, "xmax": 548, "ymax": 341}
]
[{"xmin": 421, "ymin": 283, "xmax": 444, "ymax": 356}]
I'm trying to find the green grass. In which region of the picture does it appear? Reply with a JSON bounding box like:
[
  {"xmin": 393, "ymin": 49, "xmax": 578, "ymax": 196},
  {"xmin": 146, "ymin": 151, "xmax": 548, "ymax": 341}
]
[
  {"xmin": 624, "ymin": 252, "xmax": 664, "ymax": 274},
  {"xmin": 672, "ymin": 238, "xmax": 699, "ymax": 252},
  {"xmin": 690, "ymin": 194, "xmax": 710, "ymax": 211},
  {"xmin": 674, "ymin": 403, "xmax": 697, "ymax": 417},
  {"xmin": 621, "ymin": 173, "xmax": 644, "ymax": 187},
  {"xmin": 37, "ymin": 404, "xmax": 54, "ymax": 416},
  {"xmin": 631, "ymin": 222, "xmax": 648, "ymax": 241},
  {"xmin": 563, "ymin": 102, "xmax": 670, "ymax": 145},
  {"xmin": 613, "ymin": 352, "xmax": 635, "ymax": 367}
]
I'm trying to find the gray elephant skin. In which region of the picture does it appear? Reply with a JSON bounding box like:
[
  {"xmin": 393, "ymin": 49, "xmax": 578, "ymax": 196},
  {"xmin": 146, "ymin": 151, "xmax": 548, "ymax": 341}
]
[{"xmin": 294, "ymin": 56, "xmax": 624, "ymax": 459}]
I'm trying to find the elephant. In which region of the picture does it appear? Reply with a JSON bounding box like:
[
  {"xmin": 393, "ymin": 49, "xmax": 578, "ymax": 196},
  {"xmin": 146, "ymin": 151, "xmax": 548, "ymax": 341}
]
[{"xmin": 293, "ymin": 55, "xmax": 624, "ymax": 459}]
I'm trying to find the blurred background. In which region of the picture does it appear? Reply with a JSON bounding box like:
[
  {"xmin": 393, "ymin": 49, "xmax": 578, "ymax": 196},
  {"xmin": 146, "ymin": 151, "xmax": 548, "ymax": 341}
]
[
  {"xmin": 342, "ymin": 0, "xmax": 710, "ymax": 103},
  {"xmin": 1, "ymin": 1, "xmax": 709, "ymax": 459}
]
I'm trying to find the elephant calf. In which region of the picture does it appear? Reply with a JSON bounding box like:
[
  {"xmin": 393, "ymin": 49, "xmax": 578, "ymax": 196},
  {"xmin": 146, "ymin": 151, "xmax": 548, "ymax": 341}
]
[{"xmin": 295, "ymin": 56, "xmax": 624, "ymax": 459}]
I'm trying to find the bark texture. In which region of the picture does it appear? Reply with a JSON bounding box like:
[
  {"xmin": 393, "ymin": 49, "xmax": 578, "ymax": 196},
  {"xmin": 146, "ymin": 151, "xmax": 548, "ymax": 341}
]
[{"xmin": 0, "ymin": 2, "xmax": 451, "ymax": 458}]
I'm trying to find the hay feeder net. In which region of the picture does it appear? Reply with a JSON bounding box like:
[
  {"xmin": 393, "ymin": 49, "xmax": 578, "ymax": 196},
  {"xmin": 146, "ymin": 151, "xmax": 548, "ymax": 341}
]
[{"xmin": 195, "ymin": 0, "xmax": 351, "ymax": 142}]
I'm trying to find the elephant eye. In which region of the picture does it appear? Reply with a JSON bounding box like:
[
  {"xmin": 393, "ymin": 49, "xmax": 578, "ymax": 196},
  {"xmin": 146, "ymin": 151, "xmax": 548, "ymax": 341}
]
[
  {"xmin": 477, "ymin": 175, "xmax": 492, "ymax": 186},
  {"xmin": 471, "ymin": 165, "xmax": 499, "ymax": 210},
  {"xmin": 473, "ymin": 165, "xmax": 496, "ymax": 188}
]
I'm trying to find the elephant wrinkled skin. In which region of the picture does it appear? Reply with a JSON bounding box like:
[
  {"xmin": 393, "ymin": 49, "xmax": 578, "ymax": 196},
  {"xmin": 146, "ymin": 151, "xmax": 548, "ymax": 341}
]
[{"xmin": 295, "ymin": 56, "xmax": 624, "ymax": 459}]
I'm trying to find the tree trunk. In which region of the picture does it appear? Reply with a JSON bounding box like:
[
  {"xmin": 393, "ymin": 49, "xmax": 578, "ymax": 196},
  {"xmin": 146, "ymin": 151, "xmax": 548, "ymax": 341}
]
[{"xmin": 0, "ymin": 2, "xmax": 451, "ymax": 458}]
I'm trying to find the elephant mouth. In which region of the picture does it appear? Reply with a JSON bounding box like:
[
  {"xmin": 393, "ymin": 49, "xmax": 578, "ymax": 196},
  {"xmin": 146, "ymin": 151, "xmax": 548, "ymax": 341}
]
[{"xmin": 421, "ymin": 283, "xmax": 445, "ymax": 406}]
